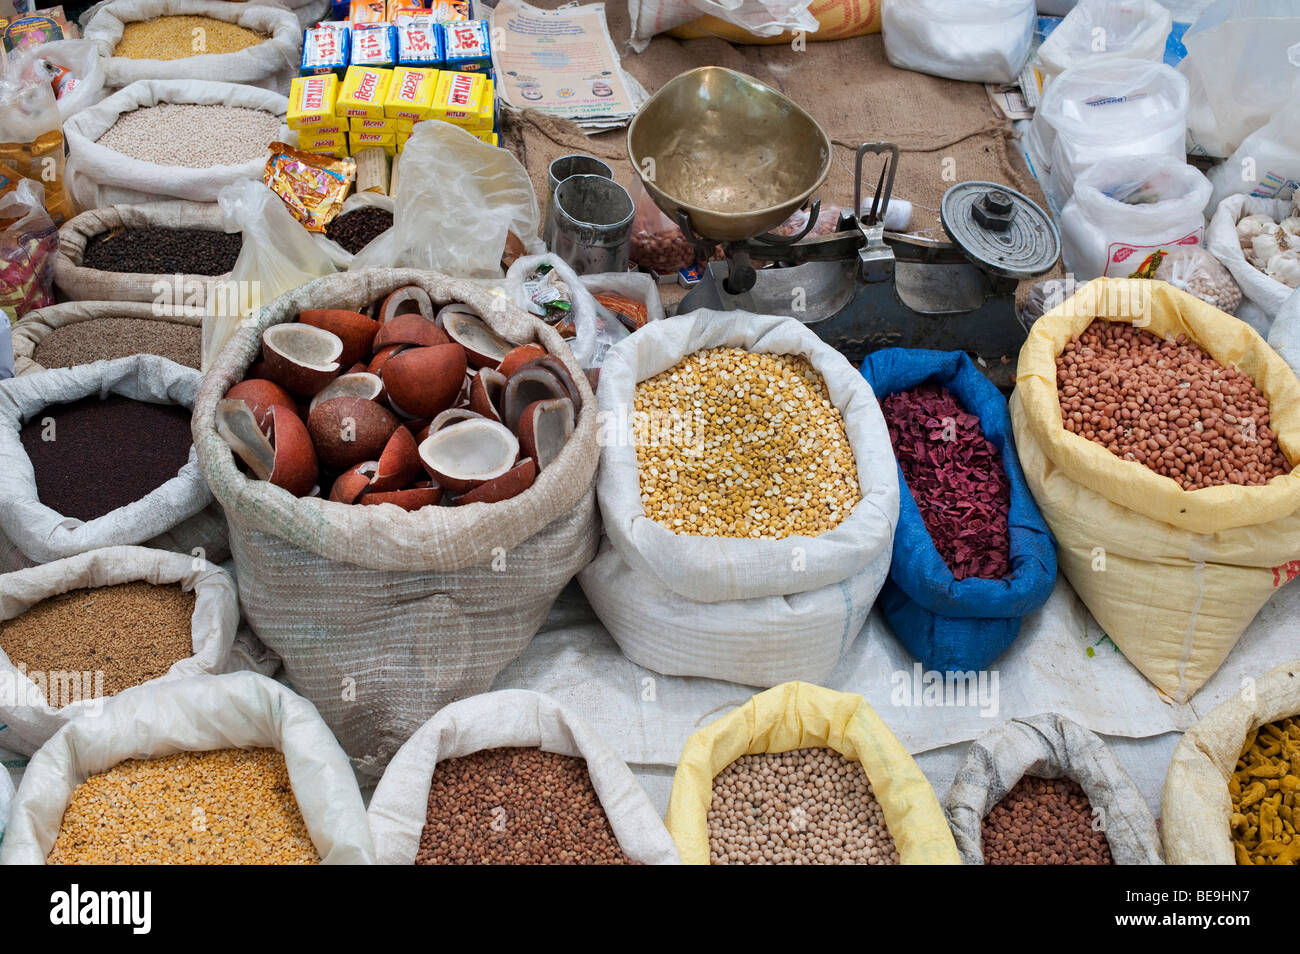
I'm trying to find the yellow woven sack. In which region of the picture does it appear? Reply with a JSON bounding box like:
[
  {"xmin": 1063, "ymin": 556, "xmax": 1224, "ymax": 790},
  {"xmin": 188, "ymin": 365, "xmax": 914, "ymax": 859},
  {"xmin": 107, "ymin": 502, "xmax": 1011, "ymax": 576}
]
[
  {"xmin": 664, "ymin": 681, "xmax": 960, "ymax": 864},
  {"xmin": 667, "ymin": 0, "xmax": 881, "ymax": 44},
  {"xmin": 1010, "ymin": 278, "xmax": 1300, "ymax": 702}
]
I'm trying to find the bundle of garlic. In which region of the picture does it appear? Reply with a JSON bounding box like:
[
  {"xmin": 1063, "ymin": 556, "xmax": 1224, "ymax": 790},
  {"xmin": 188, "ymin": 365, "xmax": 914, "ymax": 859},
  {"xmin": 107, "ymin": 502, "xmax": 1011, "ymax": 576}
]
[{"xmin": 1236, "ymin": 200, "xmax": 1300, "ymax": 289}]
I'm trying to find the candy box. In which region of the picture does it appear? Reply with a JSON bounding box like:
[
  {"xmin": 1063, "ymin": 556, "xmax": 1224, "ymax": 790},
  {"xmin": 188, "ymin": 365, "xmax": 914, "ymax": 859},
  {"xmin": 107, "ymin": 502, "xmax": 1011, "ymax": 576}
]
[
  {"xmin": 298, "ymin": 129, "xmax": 348, "ymax": 152},
  {"xmin": 288, "ymin": 74, "xmax": 341, "ymax": 129},
  {"xmin": 301, "ymin": 24, "xmax": 349, "ymax": 76},
  {"xmin": 350, "ymin": 116, "xmax": 399, "ymax": 133},
  {"xmin": 396, "ymin": 20, "xmax": 442, "ymax": 67},
  {"xmin": 337, "ymin": 65, "xmax": 393, "ymax": 119},
  {"xmin": 349, "ymin": 0, "xmax": 386, "ymax": 23},
  {"xmin": 443, "ymin": 19, "xmax": 489, "ymax": 71},
  {"xmin": 351, "ymin": 23, "xmax": 397, "ymax": 68},
  {"xmin": 384, "ymin": 66, "xmax": 438, "ymax": 121},
  {"xmin": 429, "ymin": 0, "xmax": 470, "ymax": 21},
  {"xmin": 430, "ymin": 69, "xmax": 484, "ymax": 125}
]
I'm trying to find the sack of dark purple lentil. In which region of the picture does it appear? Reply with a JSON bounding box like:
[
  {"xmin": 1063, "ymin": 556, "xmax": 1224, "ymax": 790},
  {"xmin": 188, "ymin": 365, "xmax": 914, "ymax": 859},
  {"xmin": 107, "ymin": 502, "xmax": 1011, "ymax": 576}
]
[{"xmin": 860, "ymin": 348, "xmax": 1057, "ymax": 672}]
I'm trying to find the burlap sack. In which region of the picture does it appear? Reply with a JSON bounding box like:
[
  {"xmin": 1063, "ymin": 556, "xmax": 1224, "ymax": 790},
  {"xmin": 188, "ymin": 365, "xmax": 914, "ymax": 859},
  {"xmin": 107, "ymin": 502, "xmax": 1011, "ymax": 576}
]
[
  {"xmin": 1162, "ymin": 658, "xmax": 1300, "ymax": 865},
  {"xmin": 12, "ymin": 300, "xmax": 205, "ymax": 376},
  {"xmin": 193, "ymin": 268, "xmax": 599, "ymax": 778},
  {"xmin": 54, "ymin": 201, "xmax": 233, "ymax": 307}
]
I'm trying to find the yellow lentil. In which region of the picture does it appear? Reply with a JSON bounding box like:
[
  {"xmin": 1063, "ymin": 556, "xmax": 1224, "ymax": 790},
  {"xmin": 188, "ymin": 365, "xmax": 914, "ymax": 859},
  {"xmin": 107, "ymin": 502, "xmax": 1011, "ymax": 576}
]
[
  {"xmin": 1230, "ymin": 715, "xmax": 1300, "ymax": 865},
  {"xmin": 113, "ymin": 16, "xmax": 267, "ymax": 59}
]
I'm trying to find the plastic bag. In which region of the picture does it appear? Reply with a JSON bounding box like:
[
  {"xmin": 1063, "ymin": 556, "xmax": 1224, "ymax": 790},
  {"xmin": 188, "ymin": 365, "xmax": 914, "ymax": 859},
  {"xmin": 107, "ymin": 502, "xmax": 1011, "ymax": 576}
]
[
  {"xmin": 1035, "ymin": 0, "xmax": 1172, "ymax": 88},
  {"xmin": 0, "ymin": 48, "xmax": 73, "ymax": 225},
  {"xmin": 1207, "ymin": 48, "xmax": 1300, "ymax": 210},
  {"xmin": 314, "ymin": 191, "xmax": 394, "ymax": 269},
  {"xmin": 1267, "ymin": 285, "xmax": 1300, "ymax": 378},
  {"xmin": 629, "ymin": 0, "xmax": 819, "ymax": 52},
  {"xmin": 0, "ymin": 313, "xmax": 12, "ymax": 381},
  {"xmin": 0, "ymin": 179, "xmax": 58, "ymax": 323},
  {"xmin": 352, "ymin": 122, "xmax": 543, "ymax": 278},
  {"xmin": 27, "ymin": 39, "xmax": 106, "ymax": 123},
  {"xmin": 1153, "ymin": 246, "xmax": 1243, "ymax": 313},
  {"xmin": 1060, "ymin": 155, "xmax": 1212, "ymax": 279},
  {"xmin": 204, "ymin": 179, "xmax": 337, "ymax": 369},
  {"xmin": 1206, "ymin": 193, "xmax": 1295, "ymax": 320},
  {"xmin": 501, "ymin": 253, "xmax": 628, "ymax": 369},
  {"xmin": 629, "ymin": 175, "xmax": 695, "ymax": 274},
  {"xmin": 882, "ymin": 0, "xmax": 1036, "ymax": 84}
]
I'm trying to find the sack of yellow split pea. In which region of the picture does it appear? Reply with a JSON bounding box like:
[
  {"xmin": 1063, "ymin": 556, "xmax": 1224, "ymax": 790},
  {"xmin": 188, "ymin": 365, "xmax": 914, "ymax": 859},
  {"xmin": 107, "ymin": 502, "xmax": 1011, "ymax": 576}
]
[{"xmin": 1010, "ymin": 278, "xmax": 1300, "ymax": 703}]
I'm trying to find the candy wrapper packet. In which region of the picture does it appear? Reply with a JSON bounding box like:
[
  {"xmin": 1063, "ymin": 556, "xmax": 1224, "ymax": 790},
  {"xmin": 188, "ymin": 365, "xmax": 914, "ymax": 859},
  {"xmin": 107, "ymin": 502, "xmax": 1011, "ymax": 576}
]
[{"xmin": 264, "ymin": 143, "xmax": 357, "ymax": 233}]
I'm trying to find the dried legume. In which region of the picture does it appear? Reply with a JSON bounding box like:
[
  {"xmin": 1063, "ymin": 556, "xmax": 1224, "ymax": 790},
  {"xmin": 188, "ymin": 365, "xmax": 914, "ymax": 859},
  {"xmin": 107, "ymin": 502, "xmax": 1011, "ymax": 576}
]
[
  {"xmin": 1057, "ymin": 320, "xmax": 1291, "ymax": 490},
  {"xmin": 416, "ymin": 747, "xmax": 636, "ymax": 865},
  {"xmin": 708, "ymin": 748, "xmax": 899, "ymax": 865},
  {"xmin": 47, "ymin": 748, "xmax": 319, "ymax": 865},
  {"xmin": 981, "ymin": 775, "xmax": 1113, "ymax": 865},
  {"xmin": 635, "ymin": 347, "xmax": 860, "ymax": 538},
  {"xmin": 97, "ymin": 105, "xmax": 279, "ymax": 169},
  {"xmin": 1230, "ymin": 715, "xmax": 1300, "ymax": 865},
  {"xmin": 325, "ymin": 206, "xmax": 393, "ymax": 254},
  {"xmin": 33, "ymin": 318, "xmax": 201, "ymax": 370},
  {"xmin": 114, "ymin": 15, "xmax": 267, "ymax": 59},
  {"xmin": 82, "ymin": 226, "xmax": 241, "ymax": 275}
]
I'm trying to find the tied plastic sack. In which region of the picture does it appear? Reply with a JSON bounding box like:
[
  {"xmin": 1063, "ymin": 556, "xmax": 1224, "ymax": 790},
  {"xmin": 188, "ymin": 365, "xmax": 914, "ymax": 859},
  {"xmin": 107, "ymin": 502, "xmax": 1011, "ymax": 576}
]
[
  {"xmin": 1060, "ymin": 155, "xmax": 1212, "ymax": 281},
  {"xmin": 943, "ymin": 713, "xmax": 1163, "ymax": 865},
  {"xmin": 859, "ymin": 348, "xmax": 1057, "ymax": 673},
  {"xmin": 578, "ymin": 310, "xmax": 899, "ymax": 688},
  {"xmin": 26, "ymin": 39, "xmax": 106, "ymax": 123},
  {"xmin": 11, "ymin": 300, "xmax": 205, "ymax": 376},
  {"xmin": 85, "ymin": 0, "xmax": 302, "ymax": 93},
  {"xmin": 1206, "ymin": 194, "xmax": 1297, "ymax": 322},
  {"xmin": 0, "ymin": 546, "xmax": 240, "ymax": 756},
  {"xmin": 63, "ymin": 79, "xmax": 289, "ymax": 209},
  {"xmin": 352, "ymin": 123, "xmax": 543, "ymax": 278},
  {"xmin": 882, "ymin": 0, "xmax": 1035, "ymax": 85},
  {"xmin": 629, "ymin": 0, "xmax": 819, "ymax": 52},
  {"xmin": 1034, "ymin": 0, "xmax": 1172, "ymax": 88},
  {"xmin": 193, "ymin": 269, "xmax": 599, "ymax": 778},
  {"xmin": 1162, "ymin": 657, "xmax": 1300, "ymax": 865},
  {"xmin": 0, "ymin": 671, "xmax": 375, "ymax": 864},
  {"xmin": 0, "ymin": 179, "xmax": 58, "ymax": 323},
  {"xmin": 0, "ymin": 354, "xmax": 227, "ymax": 572},
  {"xmin": 665, "ymin": 682, "xmax": 960, "ymax": 864},
  {"xmin": 1010, "ymin": 278, "xmax": 1300, "ymax": 702},
  {"xmin": 0, "ymin": 760, "xmax": 11, "ymax": 842},
  {"xmin": 368, "ymin": 690, "xmax": 681, "ymax": 865}
]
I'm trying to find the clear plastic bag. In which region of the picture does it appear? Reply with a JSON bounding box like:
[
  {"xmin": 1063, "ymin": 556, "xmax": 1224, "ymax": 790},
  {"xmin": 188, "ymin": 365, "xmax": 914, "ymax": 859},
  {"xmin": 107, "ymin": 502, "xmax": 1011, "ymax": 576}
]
[
  {"xmin": 503, "ymin": 253, "xmax": 628, "ymax": 369},
  {"xmin": 0, "ymin": 48, "xmax": 73, "ymax": 225},
  {"xmin": 27, "ymin": 39, "xmax": 106, "ymax": 123},
  {"xmin": 629, "ymin": 175, "xmax": 696, "ymax": 274},
  {"xmin": 1207, "ymin": 44, "xmax": 1300, "ymax": 208},
  {"xmin": 1035, "ymin": 0, "xmax": 1172, "ymax": 88},
  {"xmin": 314, "ymin": 191, "xmax": 395, "ymax": 270},
  {"xmin": 1153, "ymin": 246, "xmax": 1243, "ymax": 314},
  {"xmin": 0, "ymin": 179, "xmax": 58, "ymax": 323}
]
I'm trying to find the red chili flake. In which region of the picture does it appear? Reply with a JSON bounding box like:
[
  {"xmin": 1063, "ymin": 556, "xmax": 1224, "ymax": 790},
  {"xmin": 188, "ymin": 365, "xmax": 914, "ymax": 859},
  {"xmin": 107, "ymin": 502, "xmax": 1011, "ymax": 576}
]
[{"xmin": 879, "ymin": 383, "xmax": 1011, "ymax": 580}]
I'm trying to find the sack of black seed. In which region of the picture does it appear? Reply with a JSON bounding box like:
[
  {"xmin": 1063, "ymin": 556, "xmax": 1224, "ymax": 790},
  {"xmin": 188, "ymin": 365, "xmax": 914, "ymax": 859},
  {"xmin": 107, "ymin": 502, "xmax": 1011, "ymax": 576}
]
[{"xmin": 315, "ymin": 194, "xmax": 394, "ymax": 269}]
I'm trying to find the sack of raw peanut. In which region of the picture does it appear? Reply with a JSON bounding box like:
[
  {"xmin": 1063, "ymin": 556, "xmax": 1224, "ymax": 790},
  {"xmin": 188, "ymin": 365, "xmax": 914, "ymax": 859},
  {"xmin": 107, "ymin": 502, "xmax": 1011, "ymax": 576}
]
[
  {"xmin": 368, "ymin": 689, "xmax": 681, "ymax": 865},
  {"xmin": 664, "ymin": 681, "xmax": 960, "ymax": 865},
  {"xmin": 0, "ymin": 671, "xmax": 375, "ymax": 864},
  {"xmin": 0, "ymin": 545, "xmax": 240, "ymax": 755},
  {"xmin": 1011, "ymin": 277, "xmax": 1300, "ymax": 702},
  {"xmin": 578, "ymin": 310, "xmax": 899, "ymax": 688},
  {"xmin": 192, "ymin": 268, "xmax": 599, "ymax": 779},
  {"xmin": 11, "ymin": 300, "xmax": 205, "ymax": 376},
  {"xmin": 943, "ymin": 713, "xmax": 1163, "ymax": 865},
  {"xmin": 1163, "ymin": 657, "xmax": 1300, "ymax": 865}
]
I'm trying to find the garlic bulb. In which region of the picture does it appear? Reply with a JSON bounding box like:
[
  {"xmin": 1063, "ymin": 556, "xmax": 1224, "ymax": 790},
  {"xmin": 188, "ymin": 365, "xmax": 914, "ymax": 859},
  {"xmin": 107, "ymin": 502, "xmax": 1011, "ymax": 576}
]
[
  {"xmin": 1266, "ymin": 250, "xmax": 1300, "ymax": 288},
  {"xmin": 1251, "ymin": 232, "xmax": 1284, "ymax": 266}
]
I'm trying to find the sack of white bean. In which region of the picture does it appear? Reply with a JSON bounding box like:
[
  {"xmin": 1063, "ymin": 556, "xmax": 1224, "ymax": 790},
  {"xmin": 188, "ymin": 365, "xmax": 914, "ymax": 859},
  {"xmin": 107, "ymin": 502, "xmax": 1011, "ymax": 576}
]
[
  {"xmin": 368, "ymin": 689, "xmax": 680, "ymax": 865},
  {"xmin": 0, "ymin": 671, "xmax": 375, "ymax": 864},
  {"xmin": 63, "ymin": 79, "xmax": 288, "ymax": 208},
  {"xmin": 0, "ymin": 546, "xmax": 240, "ymax": 755},
  {"xmin": 1011, "ymin": 278, "xmax": 1300, "ymax": 701},
  {"xmin": 943, "ymin": 713, "xmax": 1163, "ymax": 865},
  {"xmin": 579, "ymin": 310, "xmax": 899, "ymax": 687},
  {"xmin": 665, "ymin": 681, "xmax": 960, "ymax": 865}
]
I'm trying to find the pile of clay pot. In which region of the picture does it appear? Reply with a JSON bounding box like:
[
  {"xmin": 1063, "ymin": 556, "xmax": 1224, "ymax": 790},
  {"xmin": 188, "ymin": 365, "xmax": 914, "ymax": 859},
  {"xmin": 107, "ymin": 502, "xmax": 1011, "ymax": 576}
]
[{"xmin": 215, "ymin": 285, "xmax": 581, "ymax": 510}]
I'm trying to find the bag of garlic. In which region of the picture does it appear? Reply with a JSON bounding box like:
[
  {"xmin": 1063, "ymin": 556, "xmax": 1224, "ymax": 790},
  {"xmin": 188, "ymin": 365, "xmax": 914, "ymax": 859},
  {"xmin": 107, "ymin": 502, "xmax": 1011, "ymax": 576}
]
[
  {"xmin": 578, "ymin": 310, "xmax": 898, "ymax": 688},
  {"xmin": 193, "ymin": 268, "xmax": 599, "ymax": 779},
  {"xmin": 368, "ymin": 689, "xmax": 680, "ymax": 865},
  {"xmin": 1010, "ymin": 277, "xmax": 1300, "ymax": 702},
  {"xmin": 1206, "ymin": 194, "xmax": 1300, "ymax": 323}
]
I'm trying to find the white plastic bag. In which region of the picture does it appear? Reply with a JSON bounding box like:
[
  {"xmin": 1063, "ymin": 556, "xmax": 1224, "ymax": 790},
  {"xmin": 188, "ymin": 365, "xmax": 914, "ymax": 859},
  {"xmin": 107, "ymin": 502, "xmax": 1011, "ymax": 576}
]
[
  {"xmin": 314, "ymin": 192, "xmax": 394, "ymax": 270},
  {"xmin": 628, "ymin": 0, "xmax": 819, "ymax": 52},
  {"xmin": 579, "ymin": 270, "xmax": 667, "ymax": 328},
  {"xmin": 0, "ymin": 764, "xmax": 12, "ymax": 844},
  {"xmin": 501, "ymin": 253, "xmax": 619, "ymax": 370},
  {"xmin": 0, "ymin": 671, "xmax": 375, "ymax": 864},
  {"xmin": 1207, "ymin": 65, "xmax": 1300, "ymax": 210},
  {"xmin": 0, "ymin": 318, "xmax": 12, "ymax": 382},
  {"xmin": 368, "ymin": 690, "xmax": 681, "ymax": 865},
  {"xmin": 1035, "ymin": 0, "xmax": 1172, "ymax": 88},
  {"xmin": 1060, "ymin": 156, "xmax": 1212, "ymax": 279},
  {"xmin": 1206, "ymin": 193, "xmax": 1295, "ymax": 320},
  {"xmin": 29, "ymin": 39, "xmax": 105, "ymax": 123},
  {"xmin": 1152, "ymin": 246, "xmax": 1243, "ymax": 314},
  {"xmin": 0, "ymin": 546, "xmax": 240, "ymax": 756},
  {"xmin": 883, "ymin": 0, "xmax": 1036, "ymax": 84}
]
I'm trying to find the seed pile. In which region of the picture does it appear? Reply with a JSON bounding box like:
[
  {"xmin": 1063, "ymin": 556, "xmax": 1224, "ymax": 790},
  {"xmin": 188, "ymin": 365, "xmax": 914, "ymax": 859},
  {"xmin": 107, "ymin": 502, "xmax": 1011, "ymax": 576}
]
[
  {"xmin": 880, "ymin": 383, "xmax": 1011, "ymax": 579},
  {"xmin": 1057, "ymin": 320, "xmax": 1291, "ymax": 490},
  {"xmin": 981, "ymin": 776, "xmax": 1113, "ymax": 865},
  {"xmin": 416, "ymin": 747, "xmax": 636, "ymax": 864},
  {"xmin": 707, "ymin": 748, "xmax": 899, "ymax": 865},
  {"xmin": 20, "ymin": 395, "xmax": 193, "ymax": 522},
  {"xmin": 33, "ymin": 318, "xmax": 201, "ymax": 370},
  {"xmin": 1230, "ymin": 715, "xmax": 1300, "ymax": 865},
  {"xmin": 635, "ymin": 347, "xmax": 861, "ymax": 538},
  {"xmin": 0, "ymin": 581, "xmax": 195, "ymax": 701},
  {"xmin": 325, "ymin": 206, "xmax": 393, "ymax": 254},
  {"xmin": 114, "ymin": 15, "xmax": 267, "ymax": 59},
  {"xmin": 83, "ymin": 226, "xmax": 242, "ymax": 275},
  {"xmin": 47, "ymin": 748, "xmax": 319, "ymax": 865},
  {"xmin": 97, "ymin": 105, "xmax": 279, "ymax": 169}
]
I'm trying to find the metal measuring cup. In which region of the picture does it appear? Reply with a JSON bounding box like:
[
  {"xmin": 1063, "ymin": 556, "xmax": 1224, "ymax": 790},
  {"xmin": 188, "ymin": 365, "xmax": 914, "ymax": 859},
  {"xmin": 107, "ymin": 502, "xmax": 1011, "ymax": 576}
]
[
  {"xmin": 543, "ymin": 154, "xmax": 614, "ymax": 250},
  {"xmin": 550, "ymin": 174, "xmax": 635, "ymax": 275}
]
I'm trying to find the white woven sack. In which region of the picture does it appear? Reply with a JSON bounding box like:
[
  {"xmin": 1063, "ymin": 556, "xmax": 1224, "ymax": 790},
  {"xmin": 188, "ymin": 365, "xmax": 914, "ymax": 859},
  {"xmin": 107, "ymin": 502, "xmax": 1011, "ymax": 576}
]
[
  {"xmin": 63, "ymin": 79, "xmax": 288, "ymax": 208},
  {"xmin": 0, "ymin": 671, "xmax": 375, "ymax": 864},
  {"xmin": 86, "ymin": 0, "xmax": 301, "ymax": 92},
  {"xmin": 1207, "ymin": 194, "xmax": 1296, "ymax": 321},
  {"xmin": 1268, "ymin": 287, "xmax": 1300, "ymax": 378},
  {"xmin": 0, "ymin": 765, "xmax": 12, "ymax": 845},
  {"xmin": 368, "ymin": 690, "xmax": 681, "ymax": 864},
  {"xmin": 12, "ymin": 301, "xmax": 205, "ymax": 376},
  {"xmin": 0, "ymin": 546, "xmax": 240, "ymax": 756},
  {"xmin": 579, "ymin": 309, "xmax": 899, "ymax": 685},
  {"xmin": 0, "ymin": 355, "xmax": 226, "ymax": 571}
]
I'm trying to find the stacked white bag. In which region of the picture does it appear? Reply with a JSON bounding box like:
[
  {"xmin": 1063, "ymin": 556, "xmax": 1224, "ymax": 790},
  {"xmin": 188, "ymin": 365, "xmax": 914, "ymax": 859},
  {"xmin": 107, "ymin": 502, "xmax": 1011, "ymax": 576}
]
[{"xmin": 882, "ymin": 0, "xmax": 1036, "ymax": 85}]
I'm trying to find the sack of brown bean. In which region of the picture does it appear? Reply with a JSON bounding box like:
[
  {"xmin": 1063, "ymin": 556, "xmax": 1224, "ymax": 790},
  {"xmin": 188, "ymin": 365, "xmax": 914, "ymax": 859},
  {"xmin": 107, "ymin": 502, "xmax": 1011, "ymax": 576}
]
[
  {"xmin": 665, "ymin": 681, "xmax": 960, "ymax": 865},
  {"xmin": 193, "ymin": 268, "xmax": 598, "ymax": 779},
  {"xmin": 13, "ymin": 301, "xmax": 205, "ymax": 376},
  {"xmin": 63, "ymin": 79, "xmax": 288, "ymax": 208},
  {"xmin": 368, "ymin": 689, "xmax": 680, "ymax": 864},
  {"xmin": 0, "ymin": 671, "xmax": 375, "ymax": 864},
  {"xmin": 0, "ymin": 354, "xmax": 227, "ymax": 573},
  {"xmin": 1162, "ymin": 657, "xmax": 1300, "ymax": 865},
  {"xmin": 579, "ymin": 310, "xmax": 898, "ymax": 687},
  {"xmin": 54, "ymin": 200, "xmax": 238, "ymax": 307},
  {"xmin": 943, "ymin": 713, "xmax": 1162, "ymax": 865},
  {"xmin": 85, "ymin": 0, "xmax": 302, "ymax": 92},
  {"xmin": 1011, "ymin": 277, "xmax": 1300, "ymax": 701},
  {"xmin": 0, "ymin": 545, "xmax": 240, "ymax": 755},
  {"xmin": 1207, "ymin": 193, "xmax": 1297, "ymax": 324}
]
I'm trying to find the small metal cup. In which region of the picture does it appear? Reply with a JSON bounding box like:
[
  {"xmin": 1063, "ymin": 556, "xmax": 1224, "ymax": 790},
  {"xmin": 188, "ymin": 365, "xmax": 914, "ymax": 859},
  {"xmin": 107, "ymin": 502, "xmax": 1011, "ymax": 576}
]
[
  {"xmin": 543, "ymin": 154, "xmax": 613, "ymax": 249},
  {"xmin": 551, "ymin": 174, "xmax": 635, "ymax": 276}
]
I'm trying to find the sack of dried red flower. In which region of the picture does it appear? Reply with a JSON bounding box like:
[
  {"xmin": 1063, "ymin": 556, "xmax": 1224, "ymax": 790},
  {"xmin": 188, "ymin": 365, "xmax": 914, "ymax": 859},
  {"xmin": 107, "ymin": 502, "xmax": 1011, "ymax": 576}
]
[{"xmin": 860, "ymin": 348, "xmax": 1056, "ymax": 672}]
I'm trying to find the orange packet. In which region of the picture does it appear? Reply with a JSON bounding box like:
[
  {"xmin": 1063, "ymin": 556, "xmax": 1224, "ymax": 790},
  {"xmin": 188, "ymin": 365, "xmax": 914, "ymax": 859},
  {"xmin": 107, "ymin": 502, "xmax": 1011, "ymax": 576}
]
[{"xmin": 264, "ymin": 142, "xmax": 356, "ymax": 232}]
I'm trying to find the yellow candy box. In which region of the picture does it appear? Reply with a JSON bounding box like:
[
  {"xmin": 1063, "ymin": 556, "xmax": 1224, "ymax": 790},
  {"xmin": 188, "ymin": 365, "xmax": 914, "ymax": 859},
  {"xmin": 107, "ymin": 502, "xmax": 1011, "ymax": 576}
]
[
  {"xmin": 384, "ymin": 67, "xmax": 439, "ymax": 122},
  {"xmin": 288, "ymin": 74, "xmax": 340, "ymax": 129},
  {"xmin": 337, "ymin": 66, "xmax": 393, "ymax": 120}
]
